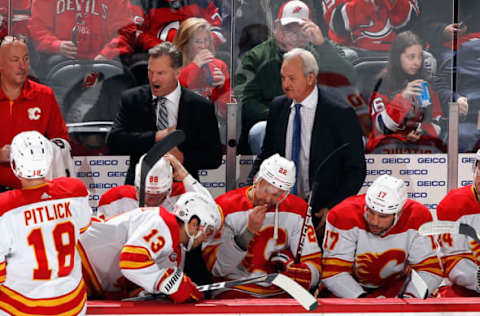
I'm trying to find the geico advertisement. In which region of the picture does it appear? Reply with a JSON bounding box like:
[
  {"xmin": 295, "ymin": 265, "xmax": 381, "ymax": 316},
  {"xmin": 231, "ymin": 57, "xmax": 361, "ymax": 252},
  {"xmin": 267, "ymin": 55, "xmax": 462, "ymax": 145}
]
[{"xmin": 75, "ymin": 154, "xmax": 466, "ymax": 211}]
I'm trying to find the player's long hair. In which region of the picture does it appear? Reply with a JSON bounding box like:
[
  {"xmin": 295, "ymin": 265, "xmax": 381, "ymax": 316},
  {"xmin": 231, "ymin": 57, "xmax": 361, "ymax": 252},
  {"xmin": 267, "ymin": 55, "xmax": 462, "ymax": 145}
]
[
  {"xmin": 378, "ymin": 31, "xmax": 429, "ymax": 98},
  {"xmin": 173, "ymin": 17, "xmax": 215, "ymax": 65}
]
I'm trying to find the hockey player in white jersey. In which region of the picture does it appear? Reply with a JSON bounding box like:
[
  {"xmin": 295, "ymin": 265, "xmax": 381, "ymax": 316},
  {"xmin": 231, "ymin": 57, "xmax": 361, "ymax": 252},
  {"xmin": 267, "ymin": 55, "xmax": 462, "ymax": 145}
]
[
  {"xmin": 202, "ymin": 154, "xmax": 322, "ymax": 298},
  {"xmin": 434, "ymin": 150, "xmax": 480, "ymax": 297},
  {"xmin": 97, "ymin": 153, "xmax": 210, "ymax": 219},
  {"xmin": 79, "ymin": 192, "xmax": 223, "ymax": 302},
  {"xmin": 0, "ymin": 131, "xmax": 92, "ymax": 315},
  {"xmin": 321, "ymin": 174, "xmax": 443, "ymax": 298}
]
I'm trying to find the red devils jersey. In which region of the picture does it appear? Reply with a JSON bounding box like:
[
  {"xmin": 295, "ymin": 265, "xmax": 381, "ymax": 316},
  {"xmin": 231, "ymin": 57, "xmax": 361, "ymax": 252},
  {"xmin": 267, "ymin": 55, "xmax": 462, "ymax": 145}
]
[
  {"xmin": 130, "ymin": 0, "xmax": 224, "ymax": 51},
  {"xmin": 366, "ymin": 87, "xmax": 444, "ymax": 153},
  {"xmin": 322, "ymin": 195, "xmax": 443, "ymax": 298},
  {"xmin": 30, "ymin": 0, "xmax": 135, "ymax": 59},
  {"xmin": 322, "ymin": 0, "xmax": 420, "ymax": 51}
]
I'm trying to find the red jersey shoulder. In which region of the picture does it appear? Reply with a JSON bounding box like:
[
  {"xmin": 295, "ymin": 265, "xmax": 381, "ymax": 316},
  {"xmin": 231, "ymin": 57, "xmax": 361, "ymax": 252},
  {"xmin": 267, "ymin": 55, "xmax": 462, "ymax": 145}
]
[
  {"xmin": 99, "ymin": 185, "xmax": 137, "ymax": 206},
  {"xmin": 158, "ymin": 207, "xmax": 180, "ymax": 248},
  {"xmin": 328, "ymin": 194, "xmax": 366, "ymax": 230},
  {"xmin": 170, "ymin": 182, "xmax": 186, "ymax": 197},
  {"xmin": 215, "ymin": 187, "xmax": 252, "ymax": 217},
  {"xmin": 48, "ymin": 177, "xmax": 88, "ymax": 198},
  {"xmin": 277, "ymin": 194, "xmax": 308, "ymax": 217},
  {"xmin": 437, "ymin": 185, "xmax": 480, "ymax": 221},
  {"xmin": 390, "ymin": 199, "xmax": 432, "ymax": 233},
  {"xmin": 0, "ymin": 189, "xmax": 23, "ymax": 216}
]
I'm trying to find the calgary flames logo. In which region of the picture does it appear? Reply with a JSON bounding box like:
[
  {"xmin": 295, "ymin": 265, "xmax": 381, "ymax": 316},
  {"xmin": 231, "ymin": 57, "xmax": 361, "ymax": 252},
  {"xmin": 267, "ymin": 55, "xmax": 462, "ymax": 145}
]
[
  {"xmin": 354, "ymin": 249, "xmax": 406, "ymax": 287},
  {"xmin": 470, "ymin": 240, "xmax": 480, "ymax": 264}
]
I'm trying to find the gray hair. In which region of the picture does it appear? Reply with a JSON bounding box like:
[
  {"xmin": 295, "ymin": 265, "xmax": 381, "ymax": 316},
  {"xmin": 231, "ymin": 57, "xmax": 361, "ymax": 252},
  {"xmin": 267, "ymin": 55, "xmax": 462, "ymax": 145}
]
[
  {"xmin": 148, "ymin": 42, "xmax": 183, "ymax": 69},
  {"xmin": 283, "ymin": 48, "xmax": 318, "ymax": 78}
]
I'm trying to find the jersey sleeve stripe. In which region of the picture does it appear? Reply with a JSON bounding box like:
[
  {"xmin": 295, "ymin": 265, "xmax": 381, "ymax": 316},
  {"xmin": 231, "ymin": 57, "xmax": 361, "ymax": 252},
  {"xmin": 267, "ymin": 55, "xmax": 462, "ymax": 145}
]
[
  {"xmin": 119, "ymin": 246, "xmax": 154, "ymax": 269},
  {"xmin": 77, "ymin": 243, "xmax": 103, "ymax": 298},
  {"xmin": 322, "ymin": 257, "xmax": 353, "ymax": 279},
  {"xmin": 202, "ymin": 244, "xmax": 220, "ymax": 271},
  {"xmin": 0, "ymin": 279, "xmax": 86, "ymax": 315},
  {"xmin": 0, "ymin": 262, "xmax": 5, "ymax": 283},
  {"xmin": 442, "ymin": 254, "xmax": 477, "ymax": 276},
  {"xmin": 411, "ymin": 256, "xmax": 444, "ymax": 277},
  {"xmin": 80, "ymin": 220, "xmax": 92, "ymax": 234}
]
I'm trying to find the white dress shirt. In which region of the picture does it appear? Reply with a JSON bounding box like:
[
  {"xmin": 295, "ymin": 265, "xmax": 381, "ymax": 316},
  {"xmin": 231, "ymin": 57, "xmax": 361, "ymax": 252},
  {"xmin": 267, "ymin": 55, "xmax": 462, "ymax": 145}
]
[
  {"xmin": 285, "ymin": 87, "xmax": 318, "ymax": 200},
  {"xmin": 152, "ymin": 81, "xmax": 181, "ymax": 127}
]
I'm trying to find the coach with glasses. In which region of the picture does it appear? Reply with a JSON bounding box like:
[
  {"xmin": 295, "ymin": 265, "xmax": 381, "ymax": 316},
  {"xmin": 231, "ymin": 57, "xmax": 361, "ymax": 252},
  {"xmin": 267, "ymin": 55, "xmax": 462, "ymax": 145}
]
[{"xmin": 0, "ymin": 35, "xmax": 69, "ymax": 191}]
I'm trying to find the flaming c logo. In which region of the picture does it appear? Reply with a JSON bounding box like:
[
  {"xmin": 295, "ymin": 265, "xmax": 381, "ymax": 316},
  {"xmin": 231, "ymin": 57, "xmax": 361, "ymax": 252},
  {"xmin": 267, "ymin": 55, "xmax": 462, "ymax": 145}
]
[{"xmin": 354, "ymin": 249, "xmax": 406, "ymax": 286}]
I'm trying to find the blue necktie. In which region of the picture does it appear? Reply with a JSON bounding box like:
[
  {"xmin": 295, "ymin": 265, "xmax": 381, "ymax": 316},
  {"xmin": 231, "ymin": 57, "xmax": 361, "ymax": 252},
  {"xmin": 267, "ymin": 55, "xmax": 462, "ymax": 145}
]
[{"xmin": 291, "ymin": 103, "xmax": 301, "ymax": 195}]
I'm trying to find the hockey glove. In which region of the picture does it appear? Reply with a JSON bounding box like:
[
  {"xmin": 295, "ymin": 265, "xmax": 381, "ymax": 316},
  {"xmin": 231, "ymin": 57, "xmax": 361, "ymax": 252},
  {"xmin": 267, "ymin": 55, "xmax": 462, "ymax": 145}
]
[
  {"xmin": 268, "ymin": 249, "xmax": 294, "ymax": 273},
  {"xmin": 282, "ymin": 262, "xmax": 313, "ymax": 290},
  {"xmin": 158, "ymin": 268, "xmax": 204, "ymax": 303}
]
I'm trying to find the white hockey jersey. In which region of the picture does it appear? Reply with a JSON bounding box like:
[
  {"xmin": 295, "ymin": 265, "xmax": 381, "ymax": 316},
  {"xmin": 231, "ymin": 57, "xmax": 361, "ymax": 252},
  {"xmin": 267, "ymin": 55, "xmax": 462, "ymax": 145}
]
[
  {"xmin": 0, "ymin": 178, "xmax": 92, "ymax": 315},
  {"xmin": 96, "ymin": 175, "xmax": 209, "ymax": 219},
  {"xmin": 322, "ymin": 194, "xmax": 443, "ymax": 298},
  {"xmin": 79, "ymin": 207, "xmax": 184, "ymax": 299},
  {"xmin": 202, "ymin": 186, "xmax": 322, "ymax": 298},
  {"xmin": 436, "ymin": 185, "xmax": 480, "ymax": 293}
]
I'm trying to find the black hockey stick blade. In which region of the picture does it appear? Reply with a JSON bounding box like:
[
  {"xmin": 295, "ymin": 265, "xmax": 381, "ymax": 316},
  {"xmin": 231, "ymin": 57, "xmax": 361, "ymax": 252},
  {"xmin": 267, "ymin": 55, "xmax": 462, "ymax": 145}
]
[
  {"xmin": 459, "ymin": 223, "xmax": 480, "ymax": 244},
  {"xmin": 139, "ymin": 130, "xmax": 186, "ymax": 206}
]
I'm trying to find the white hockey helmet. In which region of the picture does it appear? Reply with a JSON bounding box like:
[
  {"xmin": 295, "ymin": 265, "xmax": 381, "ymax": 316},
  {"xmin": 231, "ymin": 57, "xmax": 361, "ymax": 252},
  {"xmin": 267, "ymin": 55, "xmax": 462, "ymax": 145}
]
[
  {"xmin": 256, "ymin": 154, "xmax": 296, "ymax": 192},
  {"xmin": 173, "ymin": 192, "xmax": 222, "ymax": 250},
  {"xmin": 135, "ymin": 155, "xmax": 173, "ymax": 194},
  {"xmin": 365, "ymin": 175, "xmax": 407, "ymax": 215},
  {"xmin": 10, "ymin": 131, "xmax": 53, "ymax": 179}
]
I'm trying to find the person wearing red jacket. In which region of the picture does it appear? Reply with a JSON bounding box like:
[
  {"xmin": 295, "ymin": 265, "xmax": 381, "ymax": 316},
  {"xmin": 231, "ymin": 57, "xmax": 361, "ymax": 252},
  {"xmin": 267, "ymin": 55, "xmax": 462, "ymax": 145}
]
[
  {"xmin": 29, "ymin": 0, "xmax": 136, "ymax": 77},
  {"xmin": 366, "ymin": 31, "xmax": 446, "ymax": 154},
  {"xmin": 173, "ymin": 17, "xmax": 230, "ymax": 118},
  {"xmin": 0, "ymin": 36, "xmax": 69, "ymax": 190},
  {"xmin": 130, "ymin": 0, "xmax": 225, "ymax": 52},
  {"xmin": 322, "ymin": 0, "xmax": 420, "ymax": 51}
]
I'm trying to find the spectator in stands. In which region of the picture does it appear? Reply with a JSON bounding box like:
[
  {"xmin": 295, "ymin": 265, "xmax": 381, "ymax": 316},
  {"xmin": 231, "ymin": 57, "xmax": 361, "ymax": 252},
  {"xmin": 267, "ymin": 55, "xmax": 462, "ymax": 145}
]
[
  {"xmin": 29, "ymin": 0, "xmax": 136, "ymax": 79},
  {"xmin": 321, "ymin": 175, "xmax": 443, "ymax": 298},
  {"xmin": 97, "ymin": 153, "xmax": 211, "ymax": 219},
  {"xmin": 0, "ymin": 35, "xmax": 70, "ymax": 190},
  {"xmin": 366, "ymin": 31, "xmax": 446, "ymax": 154},
  {"xmin": 202, "ymin": 154, "xmax": 322, "ymax": 298},
  {"xmin": 322, "ymin": 0, "xmax": 420, "ymax": 52},
  {"xmin": 80, "ymin": 192, "xmax": 221, "ymax": 301},
  {"xmin": 173, "ymin": 17, "xmax": 231, "ymax": 119},
  {"xmin": 130, "ymin": 0, "xmax": 225, "ymax": 53},
  {"xmin": 417, "ymin": 1, "xmax": 480, "ymax": 152},
  {"xmin": 107, "ymin": 41, "xmax": 222, "ymax": 184},
  {"xmin": 434, "ymin": 149, "xmax": 480, "ymax": 297},
  {"xmin": 250, "ymin": 48, "xmax": 365, "ymax": 240},
  {"xmin": 235, "ymin": 0, "xmax": 359, "ymax": 154}
]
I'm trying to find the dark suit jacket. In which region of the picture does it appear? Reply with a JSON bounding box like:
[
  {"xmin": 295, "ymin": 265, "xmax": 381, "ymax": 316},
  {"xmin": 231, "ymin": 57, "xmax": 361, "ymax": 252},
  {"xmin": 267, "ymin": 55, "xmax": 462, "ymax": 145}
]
[
  {"xmin": 107, "ymin": 84, "xmax": 222, "ymax": 184},
  {"xmin": 252, "ymin": 86, "xmax": 366, "ymax": 211}
]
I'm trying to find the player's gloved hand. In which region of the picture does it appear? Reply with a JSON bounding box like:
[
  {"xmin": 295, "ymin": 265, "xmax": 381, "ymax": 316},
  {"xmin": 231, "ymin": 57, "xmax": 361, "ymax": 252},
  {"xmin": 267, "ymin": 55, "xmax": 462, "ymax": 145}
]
[
  {"xmin": 267, "ymin": 249, "xmax": 294, "ymax": 273},
  {"xmin": 282, "ymin": 262, "xmax": 312, "ymax": 290},
  {"xmin": 159, "ymin": 268, "xmax": 204, "ymax": 303}
]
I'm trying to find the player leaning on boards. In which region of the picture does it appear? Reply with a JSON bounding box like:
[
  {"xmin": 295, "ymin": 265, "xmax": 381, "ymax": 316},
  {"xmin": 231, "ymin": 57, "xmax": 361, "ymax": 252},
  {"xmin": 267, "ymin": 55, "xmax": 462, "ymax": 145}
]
[
  {"xmin": 433, "ymin": 149, "xmax": 480, "ymax": 297},
  {"xmin": 202, "ymin": 154, "xmax": 322, "ymax": 298},
  {"xmin": 79, "ymin": 192, "xmax": 222, "ymax": 303},
  {"xmin": 0, "ymin": 131, "xmax": 92, "ymax": 315},
  {"xmin": 97, "ymin": 153, "xmax": 211, "ymax": 219},
  {"xmin": 321, "ymin": 174, "xmax": 443, "ymax": 298}
]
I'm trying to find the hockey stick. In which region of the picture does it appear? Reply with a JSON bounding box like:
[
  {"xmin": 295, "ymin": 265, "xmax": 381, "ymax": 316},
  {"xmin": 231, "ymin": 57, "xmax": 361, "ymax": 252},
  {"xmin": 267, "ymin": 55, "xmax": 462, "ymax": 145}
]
[
  {"xmin": 123, "ymin": 273, "xmax": 318, "ymax": 311},
  {"xmin": 295, "ymin": 142, "xmax": 350, "ymax": 260},
  {"xmin": 418, "ymin": 220, "xmax": 480, "ymax": 243},
  {"xmin": 139, "ymin": 130, "xmax": 186, "ymax": 207}
]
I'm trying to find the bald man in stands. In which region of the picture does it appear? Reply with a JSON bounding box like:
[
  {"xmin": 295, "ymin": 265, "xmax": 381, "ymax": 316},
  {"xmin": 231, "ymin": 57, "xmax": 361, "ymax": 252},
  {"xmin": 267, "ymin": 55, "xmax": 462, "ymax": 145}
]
[{"xmin": 0, "ymin": 35, "xmax": 69, "ymax": 190}]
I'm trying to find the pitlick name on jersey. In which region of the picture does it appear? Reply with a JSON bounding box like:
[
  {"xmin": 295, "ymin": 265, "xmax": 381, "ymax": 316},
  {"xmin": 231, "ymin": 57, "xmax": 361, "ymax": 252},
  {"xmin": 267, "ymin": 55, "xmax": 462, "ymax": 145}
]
[{"xmin": 24, "ymin": 202, "xmax": 73, "ymax": 226}]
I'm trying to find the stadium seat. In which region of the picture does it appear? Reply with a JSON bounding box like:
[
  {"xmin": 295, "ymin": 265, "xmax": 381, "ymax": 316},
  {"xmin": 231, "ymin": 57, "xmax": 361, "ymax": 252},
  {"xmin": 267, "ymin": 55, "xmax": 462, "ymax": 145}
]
[
  {"xmin": 353, "ymin": 57, "xmax": 388, "ymax": 102},
  {"xmin": 46, "ymin": 60, "xmax": 137, "ymax": 155}
]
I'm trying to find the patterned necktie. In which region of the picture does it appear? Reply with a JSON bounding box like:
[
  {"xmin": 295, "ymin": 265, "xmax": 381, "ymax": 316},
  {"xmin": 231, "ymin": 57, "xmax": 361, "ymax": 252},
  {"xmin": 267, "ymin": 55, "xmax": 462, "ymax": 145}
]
[
  {"xmin": 155, "ymin": 97, "xmax": 168, "ymax": 130},
  {"xmin": 291, "ymin": 103, "xmax": 301, "ymax": 195}
]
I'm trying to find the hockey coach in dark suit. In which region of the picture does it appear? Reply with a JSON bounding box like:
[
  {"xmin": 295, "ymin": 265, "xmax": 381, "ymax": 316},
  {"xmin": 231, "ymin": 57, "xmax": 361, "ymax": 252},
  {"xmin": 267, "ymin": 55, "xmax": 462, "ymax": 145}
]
[
  {"xmin": 107, "ymin": 42, "xmax": 222, "ymax": 184},
  {"xmin": 251, "ymin": 47, "xmax": 366, "ymax": 237}
]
